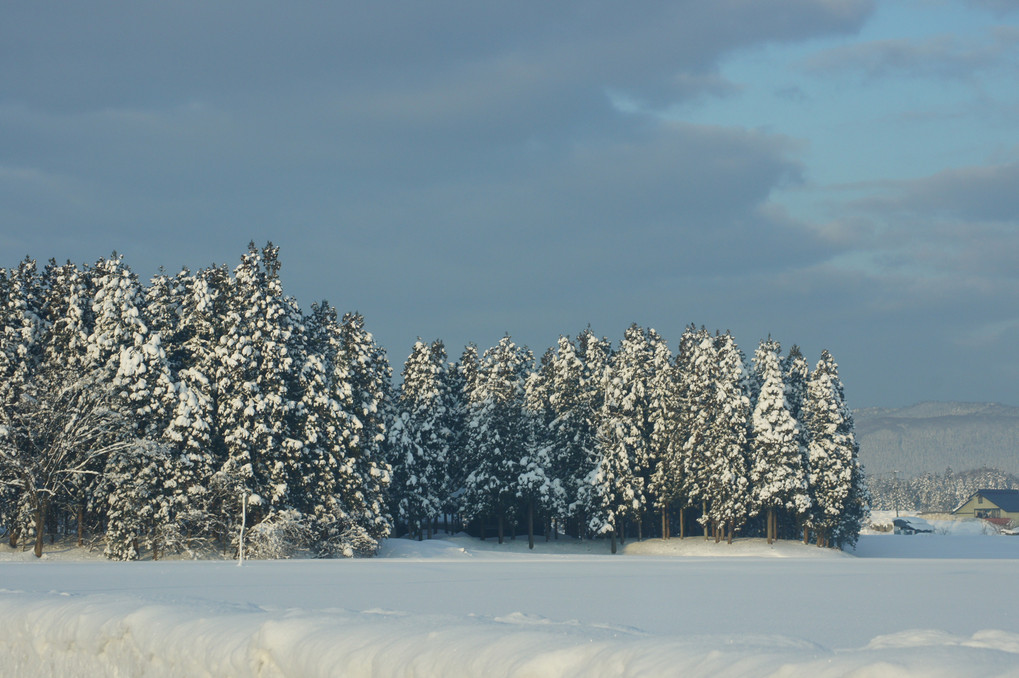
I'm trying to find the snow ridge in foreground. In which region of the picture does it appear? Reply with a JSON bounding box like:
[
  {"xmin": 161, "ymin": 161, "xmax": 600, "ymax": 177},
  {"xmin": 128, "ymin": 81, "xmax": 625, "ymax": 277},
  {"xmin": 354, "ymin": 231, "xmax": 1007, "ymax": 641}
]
[{"xmin": 2, "ymin": 590, "xmax": 1018, "ymax": 678}]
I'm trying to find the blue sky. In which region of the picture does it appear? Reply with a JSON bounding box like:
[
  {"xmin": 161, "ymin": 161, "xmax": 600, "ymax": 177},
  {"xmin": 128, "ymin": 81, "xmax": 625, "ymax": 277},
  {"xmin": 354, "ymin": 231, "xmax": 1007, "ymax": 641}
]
[{"xmin": 2, "ymin": 0, "xmax": 1018, "ymax": 408}]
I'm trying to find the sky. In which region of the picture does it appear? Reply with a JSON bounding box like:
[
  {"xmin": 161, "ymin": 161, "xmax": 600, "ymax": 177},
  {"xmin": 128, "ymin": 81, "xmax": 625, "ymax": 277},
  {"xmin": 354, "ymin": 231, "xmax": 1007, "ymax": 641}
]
[{"xmin": 2, "ymin": 0, "xmax": 1018, "ymax": 409}]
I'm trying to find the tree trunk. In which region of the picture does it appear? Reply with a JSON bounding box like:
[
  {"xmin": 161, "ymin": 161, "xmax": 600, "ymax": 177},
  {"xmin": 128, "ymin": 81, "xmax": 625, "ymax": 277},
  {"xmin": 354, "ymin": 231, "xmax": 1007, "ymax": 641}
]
[
  {"xmin": 479, "ymin": 517, "xmax": 486, "ymax": 540},
  {"xmin": 727, "ymin": 519, "xmax": 734, "ymax": 545},
  {"xmin": 637, "ymin": 518, "xmax": 642, "ymax": 542},
  {"xmin": 527, "ymin": 501, "xmax": 535, "ymax": 550},
  {"xmin": 803, "ymin": 524, "xmax": 809, "ymax": 545},
  {"xmin": 498, "ymin": 514, "xmax": 504, "ymax": 544},
  {"xmin": 703, "ymin": 503, "xmax": 709, "ymax": 539},
  {"xmin": 661, "ymin": 508, "xmax": 668, "ymax": 541},
  {"xmin": 679, "ymin": 507, "xmax": 685, "ymax": 539},
  {"xmin": 77, "ymin": 506, "xmax": 85, "ymax": 547},
  {"xmin": 610, "ymin": 526, "xmax": 617, "ymax": 555},
  {"xmin": 767, "ymin": 508, "xmax": 774, "ymax": 544},
  {"xmin": 33, "ymin": 499, "xmax": 48, "ymax": 558},
  {"xmin": 9, "ymin": 526, "xmax": 20, "ymax": 549}
]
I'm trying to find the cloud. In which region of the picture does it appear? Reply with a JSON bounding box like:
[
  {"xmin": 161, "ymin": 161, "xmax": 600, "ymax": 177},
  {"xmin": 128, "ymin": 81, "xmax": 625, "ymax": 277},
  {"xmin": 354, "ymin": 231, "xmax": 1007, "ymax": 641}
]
[
  {"xmin": 6, "ymin": 0, "xmax": 931, "ymax": 401},
  {"xmin": 861, "ymin": 161, "xmax": 1019, "ymax": 223},
  {"xmin": 967, "ymin": 0, "xmax": 1019, "ymax": 16},
  {"xmin": 804, "ymin": 30, "xmax": 1019, "ymax": 80}
]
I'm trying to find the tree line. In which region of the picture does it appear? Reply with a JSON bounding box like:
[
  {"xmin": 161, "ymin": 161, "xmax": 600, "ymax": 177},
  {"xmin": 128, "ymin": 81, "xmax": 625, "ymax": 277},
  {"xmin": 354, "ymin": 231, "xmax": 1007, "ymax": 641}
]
[
  {"xmin": 868, "ymin": 467, "xmax": 1019, "ymax": 514},
  {"xmin": 0, "ymin": 243, "xmax": 866, "ymax": 559}
]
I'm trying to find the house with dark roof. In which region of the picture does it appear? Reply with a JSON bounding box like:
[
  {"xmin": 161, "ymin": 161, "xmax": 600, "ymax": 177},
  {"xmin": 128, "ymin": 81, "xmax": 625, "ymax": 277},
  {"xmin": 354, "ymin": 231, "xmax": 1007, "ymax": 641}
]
[{"xmin": 952, "ymin": 489, "xmax": 1019, "ymax": 522}]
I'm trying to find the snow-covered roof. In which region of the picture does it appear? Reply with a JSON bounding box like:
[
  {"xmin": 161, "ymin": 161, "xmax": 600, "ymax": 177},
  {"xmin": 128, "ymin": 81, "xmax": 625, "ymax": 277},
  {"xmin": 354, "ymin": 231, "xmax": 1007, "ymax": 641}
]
[{"xmin": 892, "ymin": 517, "xmax": 933, "ymax": 532}]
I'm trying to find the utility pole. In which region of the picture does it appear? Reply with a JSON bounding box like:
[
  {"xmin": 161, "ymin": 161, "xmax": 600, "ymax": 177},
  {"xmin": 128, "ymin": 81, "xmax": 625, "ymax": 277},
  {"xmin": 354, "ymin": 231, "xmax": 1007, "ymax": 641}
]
[
  {"xmin": 238, "ymin": 491, "xmax": 262, "ymax": 566},
  {"xmin": 893, "ymin": 470, "xmax": 899, "ymax": 518}
]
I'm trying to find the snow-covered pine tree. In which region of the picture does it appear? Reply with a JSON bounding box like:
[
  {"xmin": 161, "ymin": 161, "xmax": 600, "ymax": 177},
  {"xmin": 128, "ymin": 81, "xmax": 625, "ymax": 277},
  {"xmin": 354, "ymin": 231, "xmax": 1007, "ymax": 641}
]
[
  {"xmin": 388, "ymin": 339, "xmax": 449, "ymax": 539},
  {"xmin": 87, "ymin": 254, "xmax": 178, "ymax": 436},
  {"xmin": 436, "ymin": 345, "xmax": 475, "ymax": 528},
  {"xmin": 85, "ymin": 254, "xmax": 182, "ymax": 559},
  {"xmin": 162, "ymin": 264, "xmax": 230, "ymax": 551},
  {"xmin": 543, "ymin": 335, "xmax": 594, "ymax": 536},
  {"xmin": 289, "ymin": 301, "xmax": 384, "ymax": 556},
  {"xmin": 783, "ymin": 345, "xmax": 813, "ymax": 542},
  {"xmin": 749, "ymin": 339, "xmax": 810, "ymax": 544},
  {"xmin": 145, "ymin": 268, "xmax": 192, "ymax": 373},
  {"xmin": 674, "ymin": 325, "xmax": 715, "ymax": 538},
  {"xmin": 700, "ymin": 331, "xmax": 752, "ymax": 544},
  {"xmin": 0, "ymin": 259, "xmax": 45, "ymax": 408},
  {"xmin": 214, "ymin": 243, "xmax": 306, "ymax": 545},
  {"xmin": 804, "ymin": 350, "xmax": 868, "ymax": 548},
  {"xmin": 462, "ymin": 335, "xmax": 532, "ymax": 544},
  {"xmin": 571, "ymin": 329, "xmax": 613, "ymax": 540},
  {"xmin": 592, "ymin": 324, "xmax": 656, "ymax": 548},
  {"xmin": 332, "ymin": 310, "xmax": 393, "ymax": 552},
  {"xmin": 520, "ymin": 354, "xmax": 555, "ymax": 549},
  {"xmin": 646, "ymin": 329, "xmax": 679, "ymax": 539},
  {"xmin": 0, "ymin": 260, "xmax": 48, "ymax": 549}
]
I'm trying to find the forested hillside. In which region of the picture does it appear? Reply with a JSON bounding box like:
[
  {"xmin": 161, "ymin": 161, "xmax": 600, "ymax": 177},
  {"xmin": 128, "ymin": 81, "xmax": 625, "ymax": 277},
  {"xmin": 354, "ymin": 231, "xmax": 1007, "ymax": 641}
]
[{"xmin": 855, "ymin": 402, "xmax": 1019, "ymax": 477}]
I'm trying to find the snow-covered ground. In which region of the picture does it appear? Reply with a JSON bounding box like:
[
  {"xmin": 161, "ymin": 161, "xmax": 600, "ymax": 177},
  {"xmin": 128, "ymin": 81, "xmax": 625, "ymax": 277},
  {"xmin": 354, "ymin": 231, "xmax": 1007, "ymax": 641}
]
[{"xmin": 3, "ymin": 528, "xmax": 1019, "ymax": 677}]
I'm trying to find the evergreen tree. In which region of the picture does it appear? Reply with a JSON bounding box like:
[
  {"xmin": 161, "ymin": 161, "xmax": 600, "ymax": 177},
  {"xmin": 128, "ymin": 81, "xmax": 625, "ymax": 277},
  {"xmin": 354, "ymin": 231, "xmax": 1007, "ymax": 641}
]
[
  {"xmin": 646, "ymin": 329, "xmax": 679, "ymax": 539},
  {"xmin": 333, "ymin": 310, "xmax": 393, "ymax": 551},
  {"xmin": 0, "ymin": 260, "xmax": 47, "ymax": 548},
  {"xmin": 215, "ymin": 244, "xmax": 305, "ymax": 528},
  {"xmin": 0, "ymin": 259, "xmax": 45, "ymax": 408},
  {"xmin": 545, "ymin": 333, "xmax": 603, "ymax": 536},
  {"xmin": 783, "ymin": 345, "xmax": 813, "ymax": 542},
  {"xmin": 748, "ymin": 339, "xmax": 809, "ymax": 544},
  {"xmin": 675, "ymin": 326, "xmax": 715, "ymax": 537},
  {"xmin": 388, "ymin": 340, "xmax": 449, "ymax": 539},
  {"xmin": 163, "ymin": 265, "xmax": 230, "ymax": 550},
  {"xmin": 520, "ymin": 358, "xmax": 554, "ymax": 549},
  {"xmin": 700, "ymin": 331, "xmax": 751, "ymax": 543},
  {"xmin": 804, "ymin": 350, "xmax": 868, "ymax": 548},
  {"xmin": 462, "ymin": 335, "xmax": 532, "ymax": 544},
  {"xmin": 591, "ymin": 324, "xmax": 658, "ymax": 548},
  {"xmin": 437, "ymin": 345, "xmax": 474, "ymax": 526}
]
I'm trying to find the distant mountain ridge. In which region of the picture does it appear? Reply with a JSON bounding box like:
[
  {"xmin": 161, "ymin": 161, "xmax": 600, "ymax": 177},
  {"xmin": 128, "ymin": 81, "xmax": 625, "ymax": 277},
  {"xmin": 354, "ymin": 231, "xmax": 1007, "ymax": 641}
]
[{"xmin": 854, "ymin": 401, "xmax": 1019, "ymax": 478}]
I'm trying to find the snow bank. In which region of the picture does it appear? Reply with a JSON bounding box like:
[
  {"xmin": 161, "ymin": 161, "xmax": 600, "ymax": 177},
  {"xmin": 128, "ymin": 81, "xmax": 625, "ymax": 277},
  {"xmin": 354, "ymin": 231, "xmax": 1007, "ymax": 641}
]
[
  {"xmin": 378, "ymin": 534, "xmax": 850, "ymax": 559},
  {"xmin": 2, "ymin": 590, "xmax": 1019, "ymax": 678},
  {"xmin": 622, "ymin": 536, "xmax": 849, "ymax": 558}
]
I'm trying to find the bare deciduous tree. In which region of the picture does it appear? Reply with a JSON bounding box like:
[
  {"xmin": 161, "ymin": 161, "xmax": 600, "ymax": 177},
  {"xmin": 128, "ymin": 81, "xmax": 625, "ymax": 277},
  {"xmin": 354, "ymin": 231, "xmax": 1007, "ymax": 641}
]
[{"xmin": 0, "ymin": 365, "xmax": 136, "ymax": 557}]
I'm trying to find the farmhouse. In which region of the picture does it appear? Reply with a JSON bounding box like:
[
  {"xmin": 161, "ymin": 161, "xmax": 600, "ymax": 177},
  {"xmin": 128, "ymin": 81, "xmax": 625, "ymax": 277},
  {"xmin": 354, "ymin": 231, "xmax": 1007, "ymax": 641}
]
[{"xmin": 952, "ymin": 489, "xmax": 1019, "ymax": 522}]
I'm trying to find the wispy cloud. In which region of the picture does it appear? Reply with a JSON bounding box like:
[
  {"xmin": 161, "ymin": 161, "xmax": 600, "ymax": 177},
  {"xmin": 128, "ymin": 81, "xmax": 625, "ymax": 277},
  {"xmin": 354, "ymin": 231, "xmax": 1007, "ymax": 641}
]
[{"xmin": 804, "ymin": 30, "xmax": 1019, "ymax": 80}]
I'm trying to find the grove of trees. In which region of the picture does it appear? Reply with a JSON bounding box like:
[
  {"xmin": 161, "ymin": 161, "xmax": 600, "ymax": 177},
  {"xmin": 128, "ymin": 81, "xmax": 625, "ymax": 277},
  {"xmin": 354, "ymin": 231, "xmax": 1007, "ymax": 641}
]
[{"xmin": 1, "ymin": 244, "xmax": 867, "ymax": 559}]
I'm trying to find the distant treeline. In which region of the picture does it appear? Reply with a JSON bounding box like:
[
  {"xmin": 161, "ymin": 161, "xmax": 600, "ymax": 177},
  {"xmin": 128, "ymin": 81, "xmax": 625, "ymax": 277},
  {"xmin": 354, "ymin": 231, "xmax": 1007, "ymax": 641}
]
[{"xmin": 867, "ymin": 467, "xmax": 1019, "ymax": 514}]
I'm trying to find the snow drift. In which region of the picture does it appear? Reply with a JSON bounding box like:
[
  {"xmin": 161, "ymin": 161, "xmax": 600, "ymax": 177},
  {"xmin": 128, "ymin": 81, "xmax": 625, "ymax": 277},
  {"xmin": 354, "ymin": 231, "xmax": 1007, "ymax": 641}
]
[{"xmin": 2, "ymin": 590, "xmax": 1019, "ymax": 678}]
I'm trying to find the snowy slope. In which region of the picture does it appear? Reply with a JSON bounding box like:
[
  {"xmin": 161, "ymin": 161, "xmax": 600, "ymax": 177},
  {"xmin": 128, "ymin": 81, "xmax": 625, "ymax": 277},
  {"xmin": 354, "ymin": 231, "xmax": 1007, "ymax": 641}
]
[
  {"xmin": 855, "ymin": 401, "xmax": 1019, "ymax": 475},
  {"xmin": 2, "ymin": 535, "xmax": 1019, "ymax": 677}
]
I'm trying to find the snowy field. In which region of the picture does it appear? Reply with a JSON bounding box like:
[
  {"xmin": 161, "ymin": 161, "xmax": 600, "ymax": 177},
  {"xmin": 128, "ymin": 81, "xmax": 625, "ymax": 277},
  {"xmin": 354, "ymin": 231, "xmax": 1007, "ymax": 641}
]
[{"xmin": 3, "ymin": 525, "xmax": 1019, "ymax": 677}]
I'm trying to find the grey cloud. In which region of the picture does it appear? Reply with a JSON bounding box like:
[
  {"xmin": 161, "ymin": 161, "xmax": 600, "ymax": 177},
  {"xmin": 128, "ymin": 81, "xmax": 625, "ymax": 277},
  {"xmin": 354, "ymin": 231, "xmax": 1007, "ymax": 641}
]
[
  {"xmin": 862, "ymin": 162, "xmax": 1019, "ymax": 222},
  {"xmin": 2, "ymin": 1, "xmax": 871, "ymax": 114},
  {"xmin": 967, "ymin": 0, "xmax": 1019, "ymax": 15},
  {"xmin": 805, "ymin": 31, "xmax": 1019, "ymax": 80}
]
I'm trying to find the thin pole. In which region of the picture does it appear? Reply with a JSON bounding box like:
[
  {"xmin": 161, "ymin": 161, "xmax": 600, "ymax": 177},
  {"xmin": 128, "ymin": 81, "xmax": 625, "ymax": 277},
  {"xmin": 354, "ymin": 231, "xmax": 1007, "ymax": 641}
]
[{"xmin": 238, "ymin": 492, "xmax": 246, "ymax": 567}]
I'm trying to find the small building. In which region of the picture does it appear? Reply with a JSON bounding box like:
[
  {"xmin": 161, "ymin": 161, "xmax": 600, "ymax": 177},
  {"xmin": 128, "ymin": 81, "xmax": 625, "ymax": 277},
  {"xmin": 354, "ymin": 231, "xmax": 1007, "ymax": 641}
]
[
  {"xmin": 893, "ymin": 517, "xmax": 933, "ymax": 535},
  {"xmin": 952, "ymin": 489, "xmax": 1019, "ymax": 522}
]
